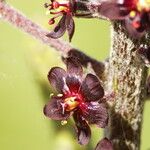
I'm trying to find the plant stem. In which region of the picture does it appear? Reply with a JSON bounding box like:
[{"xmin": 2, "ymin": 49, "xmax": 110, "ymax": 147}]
[
  {"xmin": 105, "ymin": 22, "xmax": 148, "ymax": 150},
  {"xmin": 0, "ymin": 1, "xmax": 104, "ymax": 72}
]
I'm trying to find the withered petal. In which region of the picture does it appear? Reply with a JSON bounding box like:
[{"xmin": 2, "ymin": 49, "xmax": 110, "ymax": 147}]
[
  {"xmin": 48, "ymin": 67, "xmax": 67, "ymax": 93},
  {"xmin": 43, "ymin": 96, "xmax": 70, "ymax": 120},
  {"xmin": 73, "ymin": 112, "xmax": 91, "ymax": 145},
  {"xmin": 81, "ymin": 74, "xmax": 104, "ymax": 102},
  {"xmin": 66, "ymin": 14, "xmax": 75, "ymax": 42},
  {"xmin": 65, "ymin": 57, "xmax": 83, "ymax": 77},
  {"xmin": 47, "ymin": 15, "xmax": 67, "ymax": 39},
  {"xmin": 84, "ymin": 102, "xmax": 108, "ymax": 128},
  {"xmin": 95, "ymin": 138, "xmax": 113, "ymax": 150}
]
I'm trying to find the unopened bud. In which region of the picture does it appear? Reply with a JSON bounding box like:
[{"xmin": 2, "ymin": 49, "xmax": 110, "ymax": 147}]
[{"xmin": 48, "ymin": 18, "xmax": 55, "ymax": 25}]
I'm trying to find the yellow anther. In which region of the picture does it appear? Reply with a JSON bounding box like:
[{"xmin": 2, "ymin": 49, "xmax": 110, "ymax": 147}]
[
  {"xmin": 50, "ymin": 93, "xmax": 54, "ymax": 97},
  {"xmin": 129, "ymin": 11, "xmax": 136, "ymax": 18},
  {"xmin": 64, "ymin": 97, "xmax": 76, "ymax": 102},
  {"xmin": 57, "ymin": 93, "xmax": 63, "ymax": 97},
  {"xmin": 61, "ymin": 120, "xmax": 67, "ymax": 126},
  {"xmin": 64, "ymin": 97, "xmax": 79, "ymax": 111},
  {"xmin": 46, "ymin": 10, "xmax": 50, "ymax": 15}
]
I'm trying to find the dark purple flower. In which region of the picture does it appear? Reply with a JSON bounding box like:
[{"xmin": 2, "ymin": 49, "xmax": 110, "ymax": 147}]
[
  {"xmin": 44, "ymin": 57, "xmax": 108, "ymax": 145},
  {"xmin": 100, "ymin": 0, "xmax": 150, "ymax": 38},
  {"xmin": 44, "ymin": 0, "xmax": 75, "ymax": 41},
  {"xmin": 95, "ymin": 138, "xmax": 113, "ymax": 150}
]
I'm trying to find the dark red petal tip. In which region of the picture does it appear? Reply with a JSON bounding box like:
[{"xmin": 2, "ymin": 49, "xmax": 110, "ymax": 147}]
[{"xmin": 95, "ymin": 138, "xmax": 113, "ymax": 150}]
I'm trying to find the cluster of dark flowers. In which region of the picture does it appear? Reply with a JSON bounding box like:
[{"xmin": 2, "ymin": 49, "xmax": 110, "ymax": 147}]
[
  {"xmin": 45, "ymin": 0, "xmax": 150, "ymax": 40},
  {"xmin": 43, "ymin": 57, "xmax": 113, "ymax": 150}
]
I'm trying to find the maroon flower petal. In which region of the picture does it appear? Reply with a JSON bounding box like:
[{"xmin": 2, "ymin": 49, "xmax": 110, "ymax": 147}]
[
  {"xmin": 66, "ymin": 76, "xmax": 81, "ymax": 93},
  {"xmin": 95, "ymin": 138, "xmax": 113, "ymax": 150},
  {"xmin": 73, "ymin": 112, "xmax": 91, "ymax": 145},
  {"xmin": 48, "ymin": 67, "xmax": 67, "ymax": 93},
  {"xmin": 43, "ymin": 96, "xmax": 70, "ymax": 120},
  {"xmin": 81, "ymin": 74, "xmax": 104, "ymax": 102},
  {"xmin": 99, "ymin": 1, "xmax": 129, "ymax": 20},
  {"xmin": 66, "ymin": 57, "xmax": 83, "ymax": 76},
  {"xmin": 46, "ymin": 15, "xmax": 67, "ymax": 39},
  {"xmin": 84, "ymin": 102, "xmax": 108, "ymax": 128},
  {"xmin": 66, "ymin": 14, "xmax": 75, "ymax": 42}
]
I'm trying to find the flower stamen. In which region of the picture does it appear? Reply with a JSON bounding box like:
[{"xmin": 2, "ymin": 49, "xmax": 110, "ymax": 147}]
[
  {"xmin": 64, "ymin": 97, "xmax": 79, "ymax": 111},
  {"xmin": 45, "ymin": 0, "xmax": 71, "ymax": 25},
  {"xmin": 61, "ymin": 120, "xmax": 68, "ymax": 125},
  {"xmin": 129, "ymin": 10, "xmax": 137, "ymax": 18}
]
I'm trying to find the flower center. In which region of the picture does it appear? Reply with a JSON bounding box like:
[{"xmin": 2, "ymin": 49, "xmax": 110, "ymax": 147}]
[
  {"xmin": 129, "ymin": 10, "xmax": 137, "ymax": 18},
  {"xmin": 64, "ymin": 97, "xmax": 79, "ymax": 111},
  {"xmin": 129, "ymin": 10, "xmax": 141, "ymax": 29}
]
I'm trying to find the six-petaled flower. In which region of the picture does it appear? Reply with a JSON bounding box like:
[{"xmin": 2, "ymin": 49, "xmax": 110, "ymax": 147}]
[
  {"xmin": 43, "ymin": 57, "xmax": 108, "ymax": 145},
  {"xmin": 100, "ymin": 0, "xmax": 150, "ymax": 38},
  {"xmin": 44, "ymin": 0, "xmax": 75, "ymax": 41}
]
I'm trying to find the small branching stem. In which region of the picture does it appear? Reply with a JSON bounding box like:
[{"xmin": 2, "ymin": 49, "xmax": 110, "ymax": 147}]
[{"xmin": 0, "ymin": 1, "xmax": 103, "ymax": 71}]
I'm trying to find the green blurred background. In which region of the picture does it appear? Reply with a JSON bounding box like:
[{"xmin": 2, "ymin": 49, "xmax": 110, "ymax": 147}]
[{"xmin": 0, "ymin": 0, "xmax": 150, "ymax": 150}]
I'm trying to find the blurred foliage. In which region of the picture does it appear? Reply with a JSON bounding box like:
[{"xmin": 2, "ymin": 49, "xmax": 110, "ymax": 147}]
[{"xmin": 0, "ymin": 0, "xmax": 150, "ymax": 150}]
